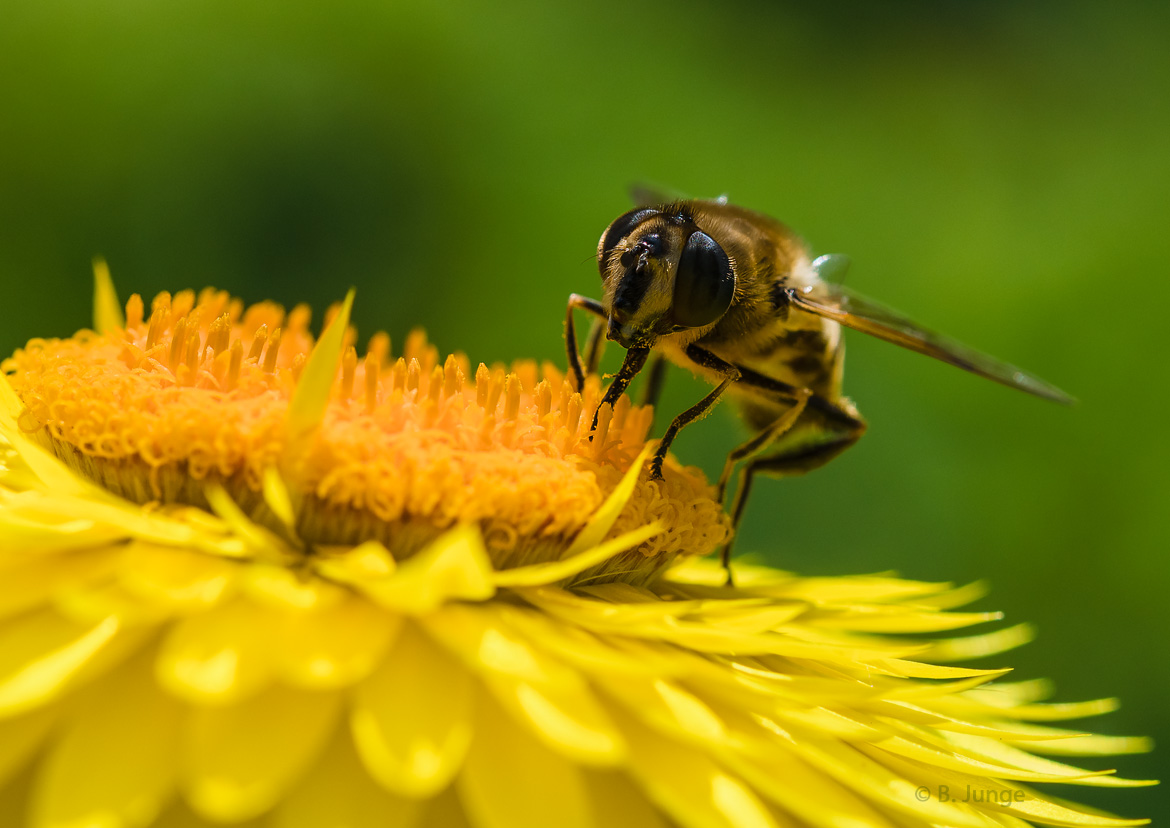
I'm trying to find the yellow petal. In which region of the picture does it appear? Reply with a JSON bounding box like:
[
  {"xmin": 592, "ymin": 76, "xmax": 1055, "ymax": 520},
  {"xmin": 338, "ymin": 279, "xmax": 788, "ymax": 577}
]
[
  {"xmin": 183, "ymin": 683, "xmax": 341, "ymax": 823},
  {"xmin": 359, "ymin": 525, "xmax": 495, "ymax": 614},
  {"xmin": 867, "ymin": 732, "xmax": 1116, "ymax": 784},
  {"xmin": 921, "ymin": 623, "xmax": 1036, "ymax": 663},
  {"xmin": 0, "ymin": 498, "xmax": 125, "ymax": 554},
  {"xmin": 416, "ymin": 787, "xmax": 474, "ymax": 828},
  {"xmin": 203, "ymin": 484, "xmax": 292, "ymax": 563},
  {"xmin": 241, "ymin": 562, "xmax": 344, "ymax": 611},
  {"xmin": 156, "ymin": 599, "xmax": 281, "ymax": 704},
  {"xmin": 807, "ymin": 607, "xmax": 1002, "ymax": 633},
  {"xmin": 719, "ymin": 740, "xmax": 899, "ymax": 828},
  {"xmin": 0, "ymin": 546, "xmax": 122, "ymax": 622},
  {"xmin": 456, "ymin": 689, "xmax": 592, "ymax": 828},
  {"xmin": 92, "ymin": 257, "xmax": 124, "ymax": 334},
  {"xmin": 1002, "ymin": 698, "xmax": 1122, "ymax": 722},
  {"xmin": 277, "ymin": 594, "xmax": 400, "ymax": 690},
  {"xmin": 870, "ymin": 749, "xmax": 1150, "ymax": 828},
  {"xmin": 594, "ymin": 674, "xmax": 727, "ymax": 745},
  {"xmin": 493, "ymin": 521, "xmax": 663, "ymax": 588},
  {"xmin": 615, "ymin": 707, "xmax": 779, "ymax": 828},
  {"xmin": 940, "ymin": 732, "xmax": 1155, "ymax": 788},
  {"xmin": 312, "ymin": 540, "xmax": 397, "ymax": 583},
  {"xmin": 0, "ymin": 609, "xmax": 125, "ymax": 717},
  {"xmin": 351, "ymin": 621, "xmax": 472, "ymax": 799},
  {"xmin": 525, "ymin": 587, "xmax": 922, "ymax": 660},
  {"xmin": 490, "ymin": 602, "xmax": 680, "ymax": 678},
  {"xmin": 285, "ymin": 289, "xmax": 354, "ymax": 461},
  {"xmin": 0, "ymin": 378, "xmax": 109, "ymax": 499},
  {"xmin": 423, "ymin": 605, "xmax": 624, "ymax": 765},
  {"xmin": 582, "ymin": 769, "xmax": 669, "ymax": 828},
  {"xmin": 793, "ymin": 738, "xmax": 997, "ymax": 828},
  {"xmin": 31, "ymin": 650, "xmax": 182, "ymax": 828},
  {"xmin": 273, "ymin": 725, "xmax": 423, "ymax": 828},
  {"xmin": 0, "ymin": 705, "xmax": 57, "ymax": 788},
  {"xmin": 1013, "ymin": 728, "xmax": 1153, "ymax": 757},
  {"xmin": 261, "ymin": 467, "xmax": 297, "ymax": 533},
  {"xmin": 117, "ymin": 542, "xmax": 238, "ymax": 610},
  {"xmin": 562, "ymin": 445, "xmax": 652, "ymax": 558},
  {"xmin": 152, "ymin": 798, "xmax": 266, "ymax": 828}
]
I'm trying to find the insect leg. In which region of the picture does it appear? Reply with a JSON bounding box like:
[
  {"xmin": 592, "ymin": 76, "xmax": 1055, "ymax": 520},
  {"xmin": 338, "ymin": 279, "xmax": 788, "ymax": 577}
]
[
  {"xmin": 686, "ymin": 344, "xmax": 864, "ymax": 431},
  {"xmin": 649, "ymin": 377, "xmax": 736, "ymax": 480},
  {"xmin": 564, "ymin": 294, "xmax": 606, "ymax": 390},
  {"xmin": 718, "ymin": 435, "xmax": 861, "ymax": 584},
  {"xmin": 714, "ymin": 388, "xmax": 812, "ymax": 503},
  {"xmin": 647, "ymin": 343, "xmax": 750, "ymax": 480},
  {"xmin": 720, "ymin": 456, "xmax": 766, "ymax": 584},
  {"xmin": 591, "ymin": 346, "xmax": 650, "ymax": 431},
  {"xmin": 638, "ymin": 352, "xmax": 669, "ymax": 424},
  {"xmin": 583, "ymin": 319, "xmax": 607, "ymax": 376}
]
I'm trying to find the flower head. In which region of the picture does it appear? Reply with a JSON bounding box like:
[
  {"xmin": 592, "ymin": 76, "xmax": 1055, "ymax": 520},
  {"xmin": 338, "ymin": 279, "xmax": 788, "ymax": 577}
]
[{"xmin": 0, "ymin": 275, "xmax": 1153, "ymax": 827}]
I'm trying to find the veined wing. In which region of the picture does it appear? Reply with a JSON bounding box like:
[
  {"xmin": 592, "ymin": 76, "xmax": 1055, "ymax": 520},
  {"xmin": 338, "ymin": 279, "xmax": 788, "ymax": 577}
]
[
  {"xmin": 787, "ymin": 282, "xmax": 1074, "ymax": 404},
  {"xmin": 629, "ymin": 183, "xmax": 729, "ymax": 208}
]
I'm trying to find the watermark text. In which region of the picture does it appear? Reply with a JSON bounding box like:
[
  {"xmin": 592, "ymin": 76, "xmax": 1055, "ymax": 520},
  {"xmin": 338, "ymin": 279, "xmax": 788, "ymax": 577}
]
[{"xmin": 914, "ymin": 785, "xmax": 1027, "ymax": 804}]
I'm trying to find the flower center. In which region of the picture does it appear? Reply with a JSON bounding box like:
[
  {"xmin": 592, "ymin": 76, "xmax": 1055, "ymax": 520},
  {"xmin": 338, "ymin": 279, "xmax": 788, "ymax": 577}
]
[{"xmin": 2, "ymin": 288, "xmax": 730, "ymax": 580}]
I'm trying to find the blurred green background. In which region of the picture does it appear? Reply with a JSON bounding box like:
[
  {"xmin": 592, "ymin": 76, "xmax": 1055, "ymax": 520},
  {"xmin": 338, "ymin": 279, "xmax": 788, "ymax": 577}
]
[{"xmin": 1, "ymin": 0, "xmax": 1166, "ymax": 819}]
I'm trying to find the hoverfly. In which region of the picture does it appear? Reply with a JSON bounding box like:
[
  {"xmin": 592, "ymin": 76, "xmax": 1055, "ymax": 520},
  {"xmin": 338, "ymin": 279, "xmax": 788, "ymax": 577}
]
[{"xmin": 565, "ymin": 194, "xmax": 1071, "ymax": 577}]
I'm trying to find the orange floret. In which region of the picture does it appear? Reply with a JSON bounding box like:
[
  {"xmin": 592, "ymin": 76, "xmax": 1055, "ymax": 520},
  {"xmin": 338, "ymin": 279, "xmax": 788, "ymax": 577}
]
[{"xmin": 3, "ymin": 288, "xmax": 730, "ymax": 574}]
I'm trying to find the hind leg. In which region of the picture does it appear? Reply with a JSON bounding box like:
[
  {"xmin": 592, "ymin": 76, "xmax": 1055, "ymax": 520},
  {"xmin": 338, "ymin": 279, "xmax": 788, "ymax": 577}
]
[
  {"xmin": 719, "ymin": 428, "xmax": 864, "ymax": 585},
  {"xmin": 715, "ymin": 389, "xmax": 812, "ymax": 504}
]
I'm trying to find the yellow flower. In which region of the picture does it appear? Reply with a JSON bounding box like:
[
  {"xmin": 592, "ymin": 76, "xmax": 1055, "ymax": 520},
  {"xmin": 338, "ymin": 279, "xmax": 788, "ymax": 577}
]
[{"xmin": 0, "ymin": 272, "xmax": 1153, "ymax": 828}]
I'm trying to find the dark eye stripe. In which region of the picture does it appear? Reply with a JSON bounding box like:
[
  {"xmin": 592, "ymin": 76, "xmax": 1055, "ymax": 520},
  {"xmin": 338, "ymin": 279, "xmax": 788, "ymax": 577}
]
[
  {"xmin": 598, "ymin": 208, "xmax": 659, "ymax": 277},
  {"xmin": 613, "ymin": 261, "xmax": 653, "ymax": 315}
]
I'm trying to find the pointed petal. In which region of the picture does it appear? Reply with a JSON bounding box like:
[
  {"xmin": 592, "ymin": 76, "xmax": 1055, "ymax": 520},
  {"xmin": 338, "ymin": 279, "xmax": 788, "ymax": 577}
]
[
  {"xmin": 0, "ymin": 705, "xmax": 58, "ymax": 788},
  {"xmin": 152, "ymin": 798, "xmax": 267, "ymax": 828},
  {"xmin": 0, "ymin": 546, "xmax": 122, "ymax": 622},
  {"xmin": 273, "ymin": 725, "xmax": 423, "ymax": 828},
  {"xmin": 793, "ymin": 739, "xmax": 999, "ymax": 828},
  {"xmin": 278, "ymin": 594, "xmax": 400, "ymax": 690},
  {"xmin": 262, "ymin": 467, "xmax": 298, "ymax": 534},
  {"xmin": 92, "ymin": 258, "xmax": 124, "ymax": 334},
  {"xmin": 359, "ymin": 525, "xmax": 495, "ymax": 614},
  {"xmin": 417, "ymin": 787, "xmax": 474, "ymax": 828},
  {"xmin": 582, "ymin": 769, "xmax": 669, "ymax": 828},
  {"xmin": 423, "ymin": 606, "xmax": 624, "ymax": 765},
  {"xmin": 118, "ymin": 542, "xmax": 238, "ymax": 610},
  {"xmin": 183, "ymin": 683, "xmax": 341, "ymax": 823},
  {"xmin": 156, "ymin": 600, "xmax": 281, "ymax": 704},
  {"xmin": 923, "ymin": 624, "xmax": 1036, "ymax": 663},
  {"xmin": 0, "ymin": 609, "xmax": 129, "ymax": 717},
  {"xmin": 614, "ymin": 708, "xmax": 779, "ymax": 828},
  {"xmin": 351, "ymin": 622, "xmax": 472, "ymax": 798},
  {"xmin": 720, "ymin": 744, "xmax": 900, "ymax": 828},
  {"xmin": 456, "ymin": 690, "xmax": 592, "ymax": 828},
  {"xmin": 286, "ymin": 289, "xmax": 354, "ymax": 456},
  {"xmin": 0, "ymin": 377, "xmax": 107, "ymax": 498},
  {"xmin": 31, "ymin": 650, "xmax": 182, "ymax": 828},
  {"xmin": 562, "ymin": 446, "xmax": 652, "ymax": 558},
  {"xmin": 493, "ymin": 522, "xmax": 663, "ymax": 588}
]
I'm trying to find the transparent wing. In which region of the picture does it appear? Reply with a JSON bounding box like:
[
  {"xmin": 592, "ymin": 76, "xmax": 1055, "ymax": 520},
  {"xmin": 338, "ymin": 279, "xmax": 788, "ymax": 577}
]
[
  {"xmin": 629, "ymin": 182, "xmax": 689, "ymax": 207},
  {"xmin": 787, "ymin": 282, "xmax": 1075, "ymax": 404},
  {"xmin": 628, "ymin": 184, "xmax": 729, "ymax": 208},
  {"xmin": 811, "ymin": 254, "xmax": 853, "ymax": 285}
]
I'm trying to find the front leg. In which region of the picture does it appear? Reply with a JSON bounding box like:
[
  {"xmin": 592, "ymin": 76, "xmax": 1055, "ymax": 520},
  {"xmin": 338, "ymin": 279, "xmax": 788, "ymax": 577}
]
[
  {"xmin": 564, "ymin": 294, "xmax": 607, "ymax": 390},
  {"xmin": 647, "ymin": 345, "xmax": 745, "ymax": 479},
  {"xmin": 649, "ymin": 375, "xmax": 735, "ymax": 480},
  {"xmin": 591, "ymin": 346, "xmax": 650, "ymax": 431}
]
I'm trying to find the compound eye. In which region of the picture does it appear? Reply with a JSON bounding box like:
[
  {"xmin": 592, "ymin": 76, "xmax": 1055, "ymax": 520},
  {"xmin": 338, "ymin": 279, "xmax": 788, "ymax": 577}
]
[
  {"xmin": 598, "ymin": 208, "xmax": 658, "ymax": 278},
  {"xmin": 671, "ymin": 231, "xmax": 735, "ymax": 328}
]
